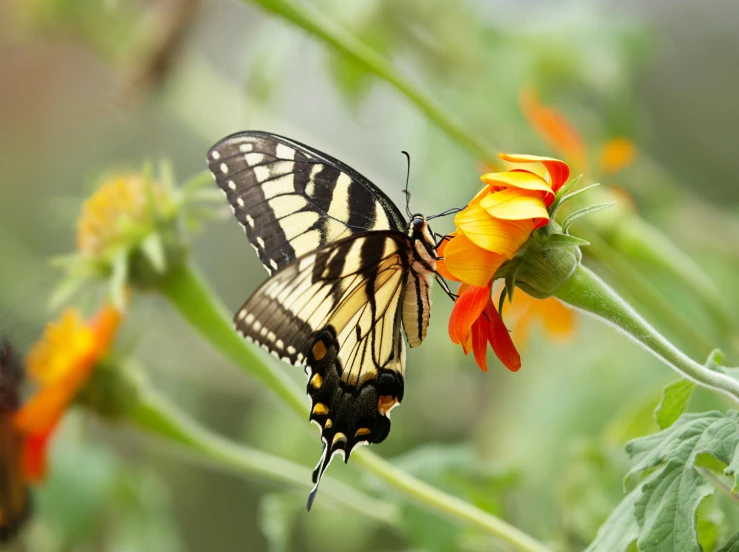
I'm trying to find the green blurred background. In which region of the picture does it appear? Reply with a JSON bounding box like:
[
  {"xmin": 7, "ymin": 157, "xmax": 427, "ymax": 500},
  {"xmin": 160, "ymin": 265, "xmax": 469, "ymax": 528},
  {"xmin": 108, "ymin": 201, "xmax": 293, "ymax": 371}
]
[{"xmin": 1, "ymin": 0, "xmax": 738, "ymax": 550}]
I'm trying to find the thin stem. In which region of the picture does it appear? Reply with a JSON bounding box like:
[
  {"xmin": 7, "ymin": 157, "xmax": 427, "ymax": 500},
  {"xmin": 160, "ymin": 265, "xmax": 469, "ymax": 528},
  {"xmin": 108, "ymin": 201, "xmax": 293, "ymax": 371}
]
[
  {"xmin": 159, "ymin": 262, "xmax": 551, "ymax": 552},
  {"xmin": 578, "ymin": 228, "xmax": 715, "ymax": 357},
  {"xmin": 555, "ymin": 265, "xmax": 739, "ymax": 402},
  {"xmin": 351, "ymin": 451, "xmax": 550, "ymax": 552},
  {"xmin": 159, "ymin": 263, "xmax": 306, "ymax": 414},
  {"xmin": 247, "ymin": 0, "xmax": 499, "ymax": 164},
  {"xmin": 128, "ymin": 381, "xmax": 398, "ymax": 525}
]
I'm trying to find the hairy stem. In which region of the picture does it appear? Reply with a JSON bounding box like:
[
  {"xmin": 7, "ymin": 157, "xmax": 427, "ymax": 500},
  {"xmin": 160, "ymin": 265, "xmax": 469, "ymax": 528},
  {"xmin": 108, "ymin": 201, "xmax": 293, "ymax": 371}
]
[{"xmin": 556, "ymin": 265, "xmax": 739, "ymax": 402}]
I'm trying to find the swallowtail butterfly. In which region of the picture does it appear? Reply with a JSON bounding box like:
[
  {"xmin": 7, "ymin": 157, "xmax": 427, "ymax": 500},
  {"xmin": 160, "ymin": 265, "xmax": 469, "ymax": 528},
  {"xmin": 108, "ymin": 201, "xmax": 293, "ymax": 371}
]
[
  {"xmin": 208, "ymin": 131, "xmax": 445, "ymax": 508},
  {"xmin": 0, "ymin": 340, "xmax": 31, "ymax": 541}
]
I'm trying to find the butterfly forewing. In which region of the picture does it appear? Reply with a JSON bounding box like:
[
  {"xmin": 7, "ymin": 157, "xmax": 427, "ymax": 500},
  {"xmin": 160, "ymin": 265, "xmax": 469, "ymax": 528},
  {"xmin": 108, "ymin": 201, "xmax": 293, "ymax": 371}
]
[{"xmin": 208, "ymin": 131, "xmax": 406, "ymax": 274}]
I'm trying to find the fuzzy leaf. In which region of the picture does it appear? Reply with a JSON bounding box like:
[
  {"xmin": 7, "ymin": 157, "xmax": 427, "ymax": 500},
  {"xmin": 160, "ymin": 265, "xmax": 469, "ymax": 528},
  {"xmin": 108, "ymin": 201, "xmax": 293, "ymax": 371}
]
[
  {"xmin": 584, "ymin": 482, "xmax": 642, "ymax": 552},
  {"xmin": 562, "ymin": 202, "xmax": 616, "ymax": 233},
  {"xmin": 588, "ymin": 411, "xmax": 739, "ymax": 552},
  {"xmin": 654, "ymin": 379, "xmax": 695, "ymax": 429}
]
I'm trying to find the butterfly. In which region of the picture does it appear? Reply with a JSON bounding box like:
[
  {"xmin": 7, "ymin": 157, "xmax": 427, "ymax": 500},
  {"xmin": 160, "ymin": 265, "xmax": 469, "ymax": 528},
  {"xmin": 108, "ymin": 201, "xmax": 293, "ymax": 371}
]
[
  {"xmin": 0, "ymin": 340, "xmax": 31, "ymax": 542},
  {"xmin": 208, "ymin": 131, "xmax": 454, "ymax": 508}
]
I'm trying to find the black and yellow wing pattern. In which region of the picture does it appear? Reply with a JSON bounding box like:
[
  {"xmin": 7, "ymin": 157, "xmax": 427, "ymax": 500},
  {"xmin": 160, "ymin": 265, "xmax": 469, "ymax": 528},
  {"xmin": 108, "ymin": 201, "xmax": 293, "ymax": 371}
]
[{"xmin": 208, "ymin": 131, "xmax": 438, "ymax": 508}]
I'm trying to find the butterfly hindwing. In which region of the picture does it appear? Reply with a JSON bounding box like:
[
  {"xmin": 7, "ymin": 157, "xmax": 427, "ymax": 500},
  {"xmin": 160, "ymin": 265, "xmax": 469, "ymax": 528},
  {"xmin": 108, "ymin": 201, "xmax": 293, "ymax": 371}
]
[
  {"xmin": 233, "ymin": 232, "xmax": 410, "ymax": 499},
  {"xmin": 208, "ymin": 131, "xmax": 406, "ymax": 274}
]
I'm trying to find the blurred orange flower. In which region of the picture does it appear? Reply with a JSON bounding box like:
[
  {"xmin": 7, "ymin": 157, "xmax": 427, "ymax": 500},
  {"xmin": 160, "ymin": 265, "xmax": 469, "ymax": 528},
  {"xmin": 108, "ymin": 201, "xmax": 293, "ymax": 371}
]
[
  {"xmin": 14, "ymin": 306, "xmax": 121, "ymax": 481},
  {"xmin": 438, "ymin": 154, "xmax": 570, "ymax": 372},
  {"xmin": 515, "ymin": 86, "xmax": 637, "ymax": 346}
]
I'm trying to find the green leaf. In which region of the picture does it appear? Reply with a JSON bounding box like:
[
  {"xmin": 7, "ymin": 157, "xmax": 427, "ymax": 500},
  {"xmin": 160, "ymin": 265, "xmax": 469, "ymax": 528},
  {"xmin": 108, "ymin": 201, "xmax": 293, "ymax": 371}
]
[
  {"xmin": 544, "ymin": 233, "xmax": 590, "ymax": 248},
  {"xmin": 584, "ymin": 482, "xmax": 642, "ymax": 552},
  {"xmin": 562, "ymin": 202, "xmax": 616, "ymax": 233},
  {"xmin": 718, "ymin": 532, "xmax": 739, "ymax": 552},
  {"xmin": 704, "ymin": 349, "xmax": 725, "ymax": 373},
  {"xmin": 654, "ymin": 379, "xmax": 695, "ymax": 429},
  {"xmin": 588, "ymin": 411, "xmax": 739, "ymax": 552}
]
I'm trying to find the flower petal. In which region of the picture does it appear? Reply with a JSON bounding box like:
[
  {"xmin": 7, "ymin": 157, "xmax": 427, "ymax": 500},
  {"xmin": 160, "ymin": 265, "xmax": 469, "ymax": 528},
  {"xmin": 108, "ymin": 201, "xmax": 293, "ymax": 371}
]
[
  {"xmin": 454, "ymin": 203, "xmax": 533, "ymax": 258},
  {"xmin": 471, "ymin": 315, "xmax": 489, "ymax": 372},
  {"xmin": 443, "ymin": 232, "xmax": 506, "ymax": 287},
  {"xmin": 484, "ymin": 300, "xmax": 521, "ymax": 372},
  {"xmin": 21, "ymin": 428, "xmax": 53, "ymax": 482},
  {"xmin": 480, "ymin": 169, "xmax": 555, "ymax": 197},
  {"xmin": 479, "ymin": 188, "xmax": 550, "ymax": 222},
  {"xmin": 448, "ymin": 281, "xmax": 492, "ymax": 345},
  {"xmin": 519, "ymin": 87, "xmax": 588, "ymax": 174},
  {"xmin": 599, "ymin": 137, "xmax": 636, "ymax": 175},
  {"xmin": 435, "ymin": 233, "xmax": 460, "ymax": 282},
  {"xmin": 498, "ymin": 153, "xmax": 570, "ymax": 193}
]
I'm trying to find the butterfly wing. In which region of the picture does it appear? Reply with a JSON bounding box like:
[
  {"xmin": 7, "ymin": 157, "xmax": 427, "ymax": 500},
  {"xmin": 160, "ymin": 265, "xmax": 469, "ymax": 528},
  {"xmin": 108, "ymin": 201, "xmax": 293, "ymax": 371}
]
[
  {"xmin": 207, "ymin": 131, "xmax": 407, "ymax": 274},
  {"xmin": 0, "ymin": 342, "xmax": 31, "ymax": 542},
  {"xmin": 233, "ymin": 231, "xmax": 411, "ymax": 506}
]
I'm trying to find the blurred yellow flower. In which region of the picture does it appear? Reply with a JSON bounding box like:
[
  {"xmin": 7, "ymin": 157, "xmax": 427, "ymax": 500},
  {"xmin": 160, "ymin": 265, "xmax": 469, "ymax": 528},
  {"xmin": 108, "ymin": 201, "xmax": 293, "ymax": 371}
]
[
  {"xmin": 14, "ymin": 306, "xmax": 121, "ymax": 481},
  {"xmin": 503, "ymin": 290, "xmax": 576, "ymax": 347},
  {"xmin": 77, "ymin": 174, "xmax": 166, "ymax": 256}
]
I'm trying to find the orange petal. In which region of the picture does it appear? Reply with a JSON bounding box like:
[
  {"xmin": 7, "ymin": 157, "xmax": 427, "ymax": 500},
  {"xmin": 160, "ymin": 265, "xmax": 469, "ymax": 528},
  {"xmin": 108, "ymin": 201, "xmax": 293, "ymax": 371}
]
[
  {"xmin": 484, "ymin": 300, "xmax": 521, "ymax": 372},
  {"xmin": 471, "ymin": 315, "xmax": 489, "ymax": 372},
  {"xmin": 448, "ymin": 281, "xmax": 492, "ymax": 345},
  {"xmin": 498, "ymin": 153, "xmax": 570, "ymax": 193},
  {"xmin": 519, "ymin": 87, "xmax": 588, "ymax": 174},
  {"xmin": 454, "ymin": 203, "xmax": 533, "ymax": 258},
  {"xmin": 540, "ymin": 297, "xmax": 577, "ymax": 341},
  {"xmin": 599, "ymin": 137, "xmax": 636, "ymax": 175},
  {"xmin": 21, "ymin": 427, "xmax": 54, "ymax": 482},
  {"xmin": 435, "ymin": 233, "xmax": 460, "ymax": 282},
  {"xmin": 443, "ymin": 232, "xmax": 506, "ymax": 287},
  {"xmin": 479, "ymin": 188, "xmax": 550, "ymax": 222}
]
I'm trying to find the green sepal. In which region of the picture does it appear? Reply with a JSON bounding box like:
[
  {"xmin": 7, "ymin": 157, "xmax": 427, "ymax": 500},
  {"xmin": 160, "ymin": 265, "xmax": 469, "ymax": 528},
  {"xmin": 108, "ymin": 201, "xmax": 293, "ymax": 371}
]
[
  {"xmin": 544, "ymin": 234, "xmax": 590, "ymax": 248},
  {"xmin": 562, "ymin": 202, "xmax": 616, "ymax": 234}
]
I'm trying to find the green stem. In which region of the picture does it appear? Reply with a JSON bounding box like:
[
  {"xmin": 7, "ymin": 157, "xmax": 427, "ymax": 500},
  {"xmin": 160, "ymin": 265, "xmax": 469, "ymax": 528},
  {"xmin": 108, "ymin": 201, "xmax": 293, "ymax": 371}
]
[
  {"xmin": 556, "ymin": 265, "xmax": 739, "ymax": 402},
  {"xmin": 351, "ymin": 451, "xmax": 550, "ymax": 552},
  {"xmin": 578, "ymin": 228, "xmax": 715, "ymax": 357},
  {"xmin": 159, "ymin": 263, "xmax": 306, "ymax": 414},
  {"xmin": 128, "ymin": 380, "xmax": 398, "ymax": 525},
  {"xmin": 248, "ymin": 0, "xmax": 498, "ymax": 164},
  {"xmin": 160, "ymin": 262, "xmax": 551, "ymax": 552}
]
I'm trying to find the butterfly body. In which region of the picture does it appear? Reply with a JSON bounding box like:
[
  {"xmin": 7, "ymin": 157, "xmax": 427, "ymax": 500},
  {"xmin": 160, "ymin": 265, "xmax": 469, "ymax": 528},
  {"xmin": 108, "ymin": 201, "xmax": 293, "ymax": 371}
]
[{"xmin": 208, "ymin": 131, "xmax": 437, "ymax": 507}]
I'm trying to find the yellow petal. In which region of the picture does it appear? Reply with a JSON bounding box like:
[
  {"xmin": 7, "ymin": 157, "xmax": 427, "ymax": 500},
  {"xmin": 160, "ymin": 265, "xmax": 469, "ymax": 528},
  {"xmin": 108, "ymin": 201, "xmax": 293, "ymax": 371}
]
[
  {"xmin": 480, "ymin": 170, "xmax": 553, "ymax": 194},
  {"xmin": 454, "ymin": 203, "xmax": 533, "ymax": 258},
  {"xmin": 480, "ymin": 189, "xmax": 550, "ymax": 221},
  {"xmin": 443, "ymin": 232, "xmax": 506, "ymax": 287},
  {"xmin": 497, "ymin": 153, "xmax": 570, "ymax": 193}
]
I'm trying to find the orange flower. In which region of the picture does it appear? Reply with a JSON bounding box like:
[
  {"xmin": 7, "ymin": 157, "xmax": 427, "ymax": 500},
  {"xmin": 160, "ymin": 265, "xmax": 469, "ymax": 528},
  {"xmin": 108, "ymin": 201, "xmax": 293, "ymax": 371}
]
[
  {"xmin": 13, "ymin": 306, "xmax": 121, "ymax": 481},
  {"xmin": 516, "ymin": 87, "xmax": 636, "ymax": 345},
  {"xmin": 439, "ymin": 155, "xmax": 570, "ymax": 372}
]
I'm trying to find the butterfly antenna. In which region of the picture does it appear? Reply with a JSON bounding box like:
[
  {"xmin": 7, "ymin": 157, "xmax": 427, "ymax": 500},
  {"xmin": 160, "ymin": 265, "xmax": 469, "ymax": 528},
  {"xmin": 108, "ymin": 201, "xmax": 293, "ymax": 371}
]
[
  {"xmin": 401, "ymin": 151, "xmax": 412, "ymax": 219},
  {"xmin": 427, "ymin": 206, "xmax": 463, "ymax": 220}
]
